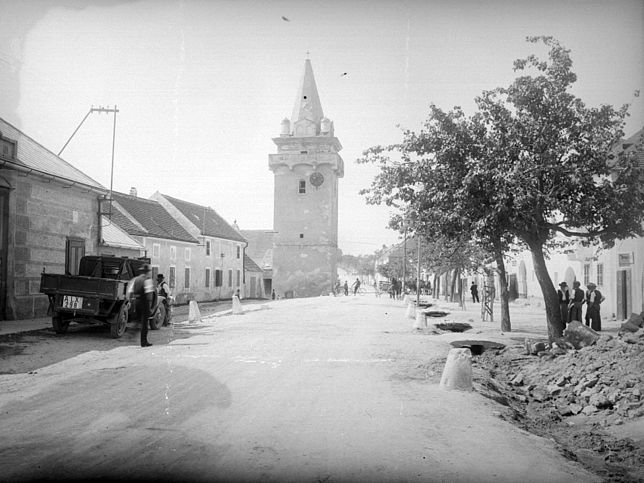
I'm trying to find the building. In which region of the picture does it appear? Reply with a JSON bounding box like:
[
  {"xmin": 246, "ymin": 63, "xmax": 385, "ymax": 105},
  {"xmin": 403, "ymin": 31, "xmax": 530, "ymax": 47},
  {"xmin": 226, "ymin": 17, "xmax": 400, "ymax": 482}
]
[
  {"xmin": 0, "ymin": 117, "xmax": 108, "ymax": 319},
  {"xmin": 240, "ymin": 229, "xmax": 275, "ymax": 295},
  {"xmin": 268, "ymin": 59, "xmax": 344, "ymax": 298},
  {"xmin": 109, "ymin": 190, "xmax": 199, "ymax": 304},
  {"xmin": 152, "ymin": 193, "xmax": 250, "ymax": 300}
]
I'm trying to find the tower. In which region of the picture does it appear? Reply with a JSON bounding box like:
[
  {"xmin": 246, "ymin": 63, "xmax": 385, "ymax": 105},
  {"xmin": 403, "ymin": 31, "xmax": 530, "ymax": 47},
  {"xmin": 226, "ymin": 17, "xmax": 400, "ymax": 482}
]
[{"xmin": 269, "ymin": 59, "xmax": 344, "ymax": 297}]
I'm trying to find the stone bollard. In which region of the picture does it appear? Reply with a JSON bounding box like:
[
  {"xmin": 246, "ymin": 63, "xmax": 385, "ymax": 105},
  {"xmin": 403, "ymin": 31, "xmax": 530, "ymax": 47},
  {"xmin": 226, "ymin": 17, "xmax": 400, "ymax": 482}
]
[
  {"xmin": 232, "ymin": 295, "xmax": 244, "ymax": 315},
  {"xmin": 188, "ymin": 300, "xmax": 201, "ymax": 324},
  {"xmin": 405, "ymin": 301, "xmax": 416, "ymax": 319},
  {"xmin": 413, "ymin": 310, "xmax": 427, "ymax": 330},
  {"xmin": 439, "ymin": 348, "xmax": 473, "ymax": 391}
]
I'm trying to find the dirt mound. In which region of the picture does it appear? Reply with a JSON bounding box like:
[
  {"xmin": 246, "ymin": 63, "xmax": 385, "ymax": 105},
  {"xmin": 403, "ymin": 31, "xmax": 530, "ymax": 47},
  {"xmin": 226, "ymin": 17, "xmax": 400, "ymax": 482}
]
[{"xmin": 473, "ymin": 328, "xmax": 644, "ymax": 482}]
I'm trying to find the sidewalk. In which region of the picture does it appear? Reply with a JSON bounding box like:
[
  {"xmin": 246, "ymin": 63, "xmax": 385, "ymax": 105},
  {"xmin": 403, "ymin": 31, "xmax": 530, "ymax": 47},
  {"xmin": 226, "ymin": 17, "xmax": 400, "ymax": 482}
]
[{"xmin": 0, "ymin": 316, "xmax": 52, "ymax": 336}]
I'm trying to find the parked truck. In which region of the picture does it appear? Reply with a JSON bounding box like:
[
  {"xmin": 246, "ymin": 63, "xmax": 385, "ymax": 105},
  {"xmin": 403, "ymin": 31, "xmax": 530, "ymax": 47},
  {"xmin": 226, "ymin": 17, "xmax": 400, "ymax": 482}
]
[{"xmin": 40, "ymin": 255, "xmax": 166, "ymax": 338}]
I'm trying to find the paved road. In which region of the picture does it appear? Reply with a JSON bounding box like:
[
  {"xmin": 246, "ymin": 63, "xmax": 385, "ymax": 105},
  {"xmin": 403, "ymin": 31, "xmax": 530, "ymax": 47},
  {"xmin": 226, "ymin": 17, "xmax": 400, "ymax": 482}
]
[{"xmin": 0, "ymin": 296, "xmax": 598, "ymax": 482}]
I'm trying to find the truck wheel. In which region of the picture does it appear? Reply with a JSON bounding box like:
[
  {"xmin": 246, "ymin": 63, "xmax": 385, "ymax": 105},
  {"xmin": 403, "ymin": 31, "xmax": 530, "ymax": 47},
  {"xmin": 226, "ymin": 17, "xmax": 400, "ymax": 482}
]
[
  {"xmin": 110, "ymin": 304, "xmax": 128, "ymax": 338},
  {"xmin": 149, "ymin": 304, "xmax": 165, "ymax": 330},
  {"xmin": 52, "ymin": 315, "xmax": 69, "ymax": 334}
]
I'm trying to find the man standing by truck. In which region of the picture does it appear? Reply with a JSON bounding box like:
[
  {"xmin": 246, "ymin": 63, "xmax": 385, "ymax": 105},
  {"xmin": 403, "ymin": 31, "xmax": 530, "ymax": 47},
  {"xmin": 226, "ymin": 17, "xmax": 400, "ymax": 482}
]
[
  {"xmin": 156, "ymin": 273, "xmax": 172, "ymax": 326},
  {"xmin": 132, "ymin": 264, "xmax": 154, "ymax": 347}
]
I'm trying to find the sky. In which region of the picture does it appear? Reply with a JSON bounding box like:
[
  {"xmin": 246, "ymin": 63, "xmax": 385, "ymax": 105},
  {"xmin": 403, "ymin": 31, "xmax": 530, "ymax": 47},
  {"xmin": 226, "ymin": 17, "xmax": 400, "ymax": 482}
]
[{"xmin": 1, "ymin": 0, "xmax": 643, "ymax": 255}]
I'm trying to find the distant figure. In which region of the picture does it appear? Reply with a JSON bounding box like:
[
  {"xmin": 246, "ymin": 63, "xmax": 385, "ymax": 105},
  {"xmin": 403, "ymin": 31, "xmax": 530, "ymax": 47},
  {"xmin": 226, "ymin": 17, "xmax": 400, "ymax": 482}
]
[
  {"xmin": 352, "ymin": 278, "xmax": 361, "ymax": 295},
  {"xmin": 568, "ymin": 281, "xmax": 585, "ymax": 322},
  {"xmin": 343, "ymin": 280, "xmax": 349, "ymax": 296},
  {"xmin": 373, "ymin": 281, "xmax": 380, "ymax": 297},
  {"xmin": 557, "ymin": 282, "xmax": 570, "ymax": 324},
  {"xmin": 271, "ymin": 289, "xmax": 276, "ymax": 300},
  {"xmin": 132, "ymin": 263, "xmax": 154, "ymax": 348},
  {"xmin": 334, "ymin": 281, "xmax": 341, "ymax": 297},
  {"xmin": 585, "ymin": 283, "xmax": 604, "ymax": 331},
  {"xmin": 470, "ymin": 282, "xmax": 479, "ymax": 303}
]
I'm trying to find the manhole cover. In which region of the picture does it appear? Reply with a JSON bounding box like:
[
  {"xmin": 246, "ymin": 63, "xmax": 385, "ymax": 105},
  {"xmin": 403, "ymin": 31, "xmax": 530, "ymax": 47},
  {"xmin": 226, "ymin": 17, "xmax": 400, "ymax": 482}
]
[
  {"xmin": 434, "ymin": 322, "xmax": 472, "ymax": 332},
  {"xmin": 450, "ymin": 340, "xmax": 506, "ymax": 355}
]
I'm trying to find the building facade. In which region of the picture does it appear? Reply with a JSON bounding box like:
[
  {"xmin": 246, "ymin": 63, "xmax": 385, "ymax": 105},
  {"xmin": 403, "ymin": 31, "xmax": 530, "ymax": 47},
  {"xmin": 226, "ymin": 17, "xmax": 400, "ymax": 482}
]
[
  {"xmin": 269, "ymin": 59, "xmax": 344, "ymax": 298},
  {"xmin": 0, "ymin": 118, "xmax": 107, "ymax": 320}
]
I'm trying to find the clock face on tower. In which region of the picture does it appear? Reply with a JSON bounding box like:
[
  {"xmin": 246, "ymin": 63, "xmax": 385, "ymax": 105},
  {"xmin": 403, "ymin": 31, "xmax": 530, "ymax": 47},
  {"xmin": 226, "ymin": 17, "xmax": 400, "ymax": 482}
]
[{"xmin": 309, "ymin": 172, "xmax": 324, "ymax": 188}]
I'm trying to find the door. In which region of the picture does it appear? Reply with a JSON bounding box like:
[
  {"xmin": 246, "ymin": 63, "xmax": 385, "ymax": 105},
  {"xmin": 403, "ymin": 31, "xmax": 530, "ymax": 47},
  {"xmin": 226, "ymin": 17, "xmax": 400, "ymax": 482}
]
[
  {"xmin": 0, "ymin": 189, "xmax": 8, "ymax": 320},
  {"xmin": 250, "ymin": 276, "xmax": 256, "ymax": 298}
]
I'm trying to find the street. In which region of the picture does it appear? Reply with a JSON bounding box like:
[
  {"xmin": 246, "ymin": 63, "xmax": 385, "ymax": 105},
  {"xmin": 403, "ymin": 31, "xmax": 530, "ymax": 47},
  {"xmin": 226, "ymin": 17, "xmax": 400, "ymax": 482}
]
[{"xmin": 0, "ymin": 295, "xmax": 599, "ymax": 482}]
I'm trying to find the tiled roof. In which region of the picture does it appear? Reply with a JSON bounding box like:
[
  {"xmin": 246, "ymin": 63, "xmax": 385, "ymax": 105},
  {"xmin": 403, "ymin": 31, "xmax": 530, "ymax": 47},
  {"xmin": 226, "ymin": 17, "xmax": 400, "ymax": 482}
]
[
  {"xmin": 621, "ymin": 127, "xmax": 644, "ymax": 169},
  {"xmin": 161, "ymin": 194, "xmax": 247, "ymax": 243},
  {"xmin": 244, "ymin": 253, "xmax": 262, "ymax": 273},
  {"xmin": 0, "ymin": 117, "xmax": 105, "ymax": 190},
  {"xmin": 111, "ymin": 192, "xmax": 198, "ymax": 243}
]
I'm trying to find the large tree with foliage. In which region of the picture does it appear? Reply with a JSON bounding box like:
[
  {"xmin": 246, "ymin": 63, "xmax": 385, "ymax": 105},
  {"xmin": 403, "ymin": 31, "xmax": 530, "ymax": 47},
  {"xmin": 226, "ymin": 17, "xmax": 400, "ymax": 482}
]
[{"xmin": 360, "ymin": 36, "xmax": 644, "ymax": 340}]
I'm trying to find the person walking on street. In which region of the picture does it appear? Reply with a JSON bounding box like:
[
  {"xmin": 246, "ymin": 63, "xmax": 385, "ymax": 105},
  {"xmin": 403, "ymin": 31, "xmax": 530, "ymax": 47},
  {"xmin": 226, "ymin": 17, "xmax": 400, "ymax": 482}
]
[
  {"xmin": 156, "ymin": 273, "xmax": 172, "ymax": 326},
  {"xmin": 352, "ymin": 278, "xmax": 361, "ymax": 295},
  {"xmin": 568, "ymin": 281, "xmax": 585, "ymax": 322},
  {"xmin": 132, "ymin": 263, "xmax": 154, "ymax": 347},
  {"xmin": 557, "ymin": 282, "xmax": 570, "ymax": 324},
  {"xmin": 585, "ymin": 283, "xmax": 604, "ymax": 331},
  {"xmin": 343, "ymin": 281, "xmax": 349, "ymax": 296},
  {"xmin": 373, "ymin": 281, "xmax": 380, "ymax": 297},
  {"xmin": 470, "ymin": 281, "xmax": 480, "ymax": 303}
]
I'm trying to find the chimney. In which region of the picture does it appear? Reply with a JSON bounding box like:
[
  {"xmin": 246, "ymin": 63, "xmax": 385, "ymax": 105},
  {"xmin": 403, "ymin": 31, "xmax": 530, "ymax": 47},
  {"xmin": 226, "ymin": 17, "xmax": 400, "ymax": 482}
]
[{"xmin": 129, "ymin": 187, "xmax": 137, "ymax": 197}]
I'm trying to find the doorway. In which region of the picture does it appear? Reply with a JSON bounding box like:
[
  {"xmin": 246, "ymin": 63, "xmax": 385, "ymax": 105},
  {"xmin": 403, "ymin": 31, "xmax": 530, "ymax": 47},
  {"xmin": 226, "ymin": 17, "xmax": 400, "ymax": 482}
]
[
  {"xmin": 0, "ymin": 189, "xmax": 8, "ymax": 320},
  {"xmin": 616, "ymin": 269, "xmax": 631, "ymax": 321}
]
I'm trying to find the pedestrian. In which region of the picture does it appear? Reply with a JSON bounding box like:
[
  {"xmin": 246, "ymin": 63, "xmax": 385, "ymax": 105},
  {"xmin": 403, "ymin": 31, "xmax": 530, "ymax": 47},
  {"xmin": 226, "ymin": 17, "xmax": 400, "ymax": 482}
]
[
  {"xmin": 585, "ymin": 283, "xmax": 605, "ymax": 331},
  {"xmin": 131, "ymin": 263, "xmax": 154, "ymax": 347},
  {"xmin": 271, "ymin": 289, "xmax": 276, "ymax": 300},
  {"xmin": 568, "ymin": 281, "xmax": 584, "ymax": 322},
  {"xmin": 373, "ymin": 281, "xmax": 380, "ymax": 297},
  {"xmin": 557, "ymin": 282, "xmax": 570, "ymax": 324},
  {"xmin": 343, "ymin": 280, "xmax": 349, "ymax": 296},
  {"xmin": 352, "ymin": 278, "xmax": 361, "ymax": 295},
  {"xmin": 470, "ymin": 281, "xmax": 479, "ymax": 303},
  {"xmin": 156, "ymin": 273, "xmax": 172, "ymax": 326}
]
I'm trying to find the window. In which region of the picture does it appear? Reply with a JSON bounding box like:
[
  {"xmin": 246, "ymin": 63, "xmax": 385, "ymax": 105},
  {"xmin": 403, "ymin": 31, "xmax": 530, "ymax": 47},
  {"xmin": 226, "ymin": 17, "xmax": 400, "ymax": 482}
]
[
  {"xmin": 184, "ymin": 267, "xmax": 191, "ymax": 289},
  {"xmin": 215, "ymin": 269, "xmax": 222, "ymax": 287},
  {"xmin": 169, "ymin": 266, "xmax": 176, "ymax": 289},
  {"xmin": 152, "ymin": 266, "xmax": 159, "ymax": 280},
  {"xmin": 236, "ymin": 270, "xmax": 241, "ymax": 287},
  {"xmin": 65, "ymin": 238, "xmax": 85, "ymax": 275},
  {"xmin": 185, "ymin": 247, "xmax": 191, "ymax": 261},
  {"xmin": 228, "ymin": 269, "xmax": 233, "ymax": 287},
  {"xmin": 206, "ymin": 240, "xmax": 211, "ymax": 256},
  {"xmin": 583, "ymin": 264, "xmax": 591, "ymax": 286},
  {"xmin": 152, "ymin": 243, "xmax": 160, "ymax": 258},
  {"xmin": 205, "ymin": 268, "xmax": 211, "ymax": 288},
  {"xmin": 236, "ymin": 245, "xmax": 241, "ymax": 259},
  {"xmin": 298, "ymin": 179, "xmax": 306, "ymax": 194},
  {"xmin": 170, "ymin": 246, "xmax": 176, "ymax": 260},
  {"xmin": 597, "ymin": 263, "xmax": 604, "ymax": 286}
]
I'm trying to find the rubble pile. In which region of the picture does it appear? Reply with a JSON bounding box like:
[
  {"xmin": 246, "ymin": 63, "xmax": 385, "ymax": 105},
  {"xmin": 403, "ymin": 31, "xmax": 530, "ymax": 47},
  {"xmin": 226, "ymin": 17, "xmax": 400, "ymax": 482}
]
[{"xmin": 472, "ymin": 313, "xmax": 644, "ymax": 481}]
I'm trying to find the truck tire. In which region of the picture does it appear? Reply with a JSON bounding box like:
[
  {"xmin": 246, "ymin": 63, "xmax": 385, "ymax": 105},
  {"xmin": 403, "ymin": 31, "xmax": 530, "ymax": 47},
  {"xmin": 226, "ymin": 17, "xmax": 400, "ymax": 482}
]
[
  {"xmin": 149, "ymin": 304, "xmax": 165, "ymax": 330},
  {"xmin": 52, "ymin": 314, "xmax": 69, "ymax": 334},
  {"xmin": 110, "ymin": 303, "xmax": 128, "ymax": 338}
]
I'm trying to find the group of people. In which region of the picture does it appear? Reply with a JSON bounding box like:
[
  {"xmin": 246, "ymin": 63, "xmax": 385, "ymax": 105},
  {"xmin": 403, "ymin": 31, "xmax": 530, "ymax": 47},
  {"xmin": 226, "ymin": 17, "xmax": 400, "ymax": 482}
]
[
  {"xmin": 557, "ymin": 280, "xmax": 605, "ymax": 331},
  {"xmin": 334, "ymin": 278, "xmax": 362, "ymax": 296}
]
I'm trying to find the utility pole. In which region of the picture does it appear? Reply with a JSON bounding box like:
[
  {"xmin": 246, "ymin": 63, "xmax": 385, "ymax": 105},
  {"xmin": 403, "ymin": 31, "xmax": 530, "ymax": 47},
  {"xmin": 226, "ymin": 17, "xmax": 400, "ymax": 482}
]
[
  {"xmin": 416, "ymin": 235, "xmax": 421, "ymax": 306},
  {"xmin": 58, "ymin": 105, "xmax": 119, "ymax": 215}
]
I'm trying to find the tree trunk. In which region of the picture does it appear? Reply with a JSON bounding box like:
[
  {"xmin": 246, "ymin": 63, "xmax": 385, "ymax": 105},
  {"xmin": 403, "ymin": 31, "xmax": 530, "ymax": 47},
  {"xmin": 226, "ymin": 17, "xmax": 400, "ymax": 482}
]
[
  {"xmin": 528, "ymin": 239, "xmax": 564, "ymax": 340},
  {"xmin": 450, "ymin": 268, "xmax": 461, "ymax": 304},
  {"xmin": 494, "ymin": 250, "xmax": 511, "ymax": 332},
  {"xmin": 433, "ymin": 274, "xmax": 439, "ymax": 299}
]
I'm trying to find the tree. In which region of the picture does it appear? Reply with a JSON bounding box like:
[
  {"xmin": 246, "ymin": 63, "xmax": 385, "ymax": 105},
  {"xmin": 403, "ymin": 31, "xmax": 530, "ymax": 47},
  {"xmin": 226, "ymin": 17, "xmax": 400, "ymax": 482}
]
[{"xmin": 360, "ymin": 36, "xmax": 644, "ymax": 340}]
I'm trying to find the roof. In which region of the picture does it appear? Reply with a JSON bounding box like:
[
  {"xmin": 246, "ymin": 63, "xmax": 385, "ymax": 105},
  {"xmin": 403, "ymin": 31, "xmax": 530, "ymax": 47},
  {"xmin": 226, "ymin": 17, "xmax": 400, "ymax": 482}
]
[
  {"xmin": 0, "ymin": 117, "xmax": 105, "ymax": 191},
  {"xmin": 100, "ymin": 216, "xmax": 145, "ymax": 250},
  {"xmin": 240, "ymin": 229, "xmax": 275, "ymax": 269},
  {"xmin": 291, "ymin": 59, "xmax": 324, "ymax": 129},
  {"xmin": 621, "ymin": 127, "xmax": 644, "ymax": 169},
  {"xmin": 244, "ymin": 253, "xmax": 262, "ymax": 273},
  {"xmin": 110, "ymin": 192, "xmax": 198, "ymax": 243},
  {"xmin": 160, "ymin": 194, "xmax": 246, "ymax": 243}
]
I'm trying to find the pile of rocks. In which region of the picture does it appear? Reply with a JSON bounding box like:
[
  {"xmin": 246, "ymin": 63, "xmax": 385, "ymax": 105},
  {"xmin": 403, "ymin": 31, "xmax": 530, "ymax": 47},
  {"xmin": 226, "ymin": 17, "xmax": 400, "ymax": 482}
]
[{"xmin": 496, "ymin": 313, "xmax": 644, "ymax": 424}]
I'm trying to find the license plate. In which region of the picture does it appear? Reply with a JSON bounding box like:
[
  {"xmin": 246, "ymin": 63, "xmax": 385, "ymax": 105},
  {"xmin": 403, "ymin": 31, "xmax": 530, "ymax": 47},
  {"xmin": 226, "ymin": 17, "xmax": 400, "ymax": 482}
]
[{"xmin": 62, "ymin": 295, "xmax": 83, "ymax": 309}]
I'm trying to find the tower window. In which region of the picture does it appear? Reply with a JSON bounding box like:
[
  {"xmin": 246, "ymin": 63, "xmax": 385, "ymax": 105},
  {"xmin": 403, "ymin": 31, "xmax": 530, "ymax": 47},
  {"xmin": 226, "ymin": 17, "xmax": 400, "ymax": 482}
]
[
  {"xmin": 299, "ymin": 233, "xmax": 304, "ymax": 238},
  {"xmin": 298, "ymin": 180, "xmax": 306, "ymax": 194}
]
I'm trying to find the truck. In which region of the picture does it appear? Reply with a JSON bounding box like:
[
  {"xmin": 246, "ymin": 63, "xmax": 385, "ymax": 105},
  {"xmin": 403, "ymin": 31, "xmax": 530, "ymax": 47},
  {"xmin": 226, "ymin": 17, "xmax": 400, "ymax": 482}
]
[{"xmin": 39, "ymin": 255, "xmax": 167, "ymax": 338}]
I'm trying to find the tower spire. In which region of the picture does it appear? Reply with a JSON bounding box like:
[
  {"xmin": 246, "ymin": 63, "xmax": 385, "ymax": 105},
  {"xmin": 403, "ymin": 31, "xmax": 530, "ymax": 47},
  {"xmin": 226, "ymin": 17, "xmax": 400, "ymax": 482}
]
[{"xmin": 291, "ymin": 59, "xmax": 324, "ymax": 135}]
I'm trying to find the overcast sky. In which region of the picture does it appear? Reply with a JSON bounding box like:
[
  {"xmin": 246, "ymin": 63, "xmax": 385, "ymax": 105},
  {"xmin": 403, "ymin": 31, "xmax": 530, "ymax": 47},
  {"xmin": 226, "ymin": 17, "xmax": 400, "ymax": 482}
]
[{"xmin": 1, "ymin": 0, "xmax": 642, "ymax": 255}]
